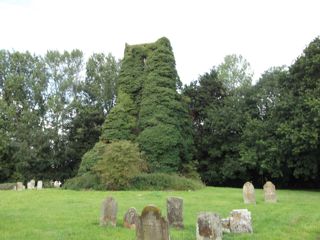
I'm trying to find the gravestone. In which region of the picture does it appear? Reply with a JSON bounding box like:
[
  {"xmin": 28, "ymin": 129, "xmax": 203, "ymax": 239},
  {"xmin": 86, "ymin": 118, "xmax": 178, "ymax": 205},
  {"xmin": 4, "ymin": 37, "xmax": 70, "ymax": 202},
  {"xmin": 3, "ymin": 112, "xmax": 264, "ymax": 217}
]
[
  {"xmin": 16, "ymin": 182, "xmax": 25, "ymax": 191},
  {"xmin": 136, "ymin": 205, "xmax": 170, "ymax": 240},
  {"xmin": 100, "ymin": 196, "xmax": 118, "ymax": 227},
  {"xmin": 263, "ymin": 181, "xmax": 277, "ymax": 203},
  {"xmin": 229, "ymin": 209, "xmax": 253, "ymax": 233},
  {"xmin": 242, "ymin": 182, "xmax": 256, "ymax": 204},
  {"xmin": 196, "ymin": 212, "xmax": 222, "ymax": 240},
  {"xmin": 27, "ymin": 179, "xmax": 35, "ymax": 190},
  {"xmin": 53, "ymin": 181, "xmax": 61, "ymax": 188},
  {"xmin": 124, "ymin": 207, "xmax": 138, "ymax": 229},
  {"xmin": 221, "ymin": 218, "xmax": 230, "ymax": 233},
  {"xmin": 167, "ymin": 197, "xmax": 184, "ymax": 229},
  {"xmin": 37, "ymin": 180, "xmax": 43, "ymax": 190}
]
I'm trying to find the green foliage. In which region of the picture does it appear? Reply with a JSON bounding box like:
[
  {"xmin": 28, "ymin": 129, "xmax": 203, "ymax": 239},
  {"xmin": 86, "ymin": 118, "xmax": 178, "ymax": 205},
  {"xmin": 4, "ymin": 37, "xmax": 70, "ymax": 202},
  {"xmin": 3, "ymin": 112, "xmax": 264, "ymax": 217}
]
[
  {"xmin": 100, "ymin": 91, "xmax": 137, "ymax": 141},
  {"xmin": 77, "ymin": 141, "xmax": 107, "ymax": 176},
  {"xmin": 128, "ymin": 173, "xmax": 204, "ymax": 190},
  {"xmin": 93, "ymin": 140, "xmax": 147, "ymax": 190},
  {"xmin": 217, "ymin": 54, "xmax": 253, "ymax": 91},
  {"xmin": 62, "ymin": 173, "xmax": 104, "ymax": 190},
  {"xmin": 84, "ymin": 53, "xmax": 120, "ymax": 113},
  {"xmin": 100, "ymin": 37, "xmax": 193, "ymax": 173},
  {"xmin": 0, "ymin": 49, "xmax": 119, "ymax": 183}
]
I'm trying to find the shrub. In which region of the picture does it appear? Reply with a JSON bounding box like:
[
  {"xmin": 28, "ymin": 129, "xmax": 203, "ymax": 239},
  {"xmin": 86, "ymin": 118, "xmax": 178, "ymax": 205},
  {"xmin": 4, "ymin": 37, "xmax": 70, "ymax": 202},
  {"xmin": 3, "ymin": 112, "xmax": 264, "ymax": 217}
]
[
  {"xmin": 93, "ymin": 140, "xmax": 147, "ymax": 190},
  {"xmin": 0, "ymin": 182, "xmax": 16, "ymax": 190},
  {"xmin": 128, "ymin": 173, "xmax": 204, "ymax": 191},
  {"xmin": 77, "ymin": 141, "xmax": 107, "ymax": 176},
  {"xmin": 63, "ymin": 173, "xmax": 104, "ymax": 190}
]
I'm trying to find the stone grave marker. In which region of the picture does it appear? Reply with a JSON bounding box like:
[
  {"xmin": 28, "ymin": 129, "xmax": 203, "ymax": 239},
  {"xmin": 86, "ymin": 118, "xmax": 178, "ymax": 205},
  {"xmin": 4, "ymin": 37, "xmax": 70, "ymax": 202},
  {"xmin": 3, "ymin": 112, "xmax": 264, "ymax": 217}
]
[
  {"xmin": 37, "ymin": 180, "xmax": 43, "ymax": 190},
  {"xmin": 136, "ymin": 205, "xmax": 170, "ymax": 240},
  {"xmin": 100, "ymin": 196, "xmax": 118, "ymax": 227},
  {"xmin": 16, "ymin": 182, "xmax": 25, "ymax": 191},
  {"xmin": 196, "ymin": 212, "xmax": 222, "ymax": 240},
  {"xmin": 167, "ymin": 197, "xmax": 184, "ymax": 229},
  {"xmin": 243, "ymin": 182, "xmax": 256, "ymax": 204},
  {"xmin": 53, "ymin": 181, "xmax": 61, "ymax": 188},
  {"xmin": 123, "ymin": 207, "xmax": 138, "ymax": 229},
  {"xmin": 229, "ymin": 209, "xmax": 253, "ymax": 233},
  {"xmin": 27, "ymin": 179, "xmax": 35, "ymax": 190},
  {"xmin": 263, "ymin": 181, "xmax": 277, "ymax": 203},
  {"xmin": 221, "ymin": 218, "xmax": 231, "ymax": 233}
]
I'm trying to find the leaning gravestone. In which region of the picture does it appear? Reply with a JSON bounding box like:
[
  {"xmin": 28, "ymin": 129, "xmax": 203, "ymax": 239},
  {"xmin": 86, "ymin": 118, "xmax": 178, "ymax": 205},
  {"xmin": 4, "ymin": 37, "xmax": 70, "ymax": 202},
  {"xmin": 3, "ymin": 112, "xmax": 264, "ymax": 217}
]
[
  {"xmin": 243, "ymin": 182, "xmax": 256, "ymax": 204},
  {"xmin": 167, "ymin": 197, "xmax": 184, "ymax": 229},
  {"xmin": 27, "ymin": 179, "xmax": 35, "ymax": 190},
  {"xmin": 263, "ymin": 181, "xmax": 277, "ymax": 203},
  {"xmin": 123, "ymin": 207, "xmax": 138, "ymax": 229},
  {"xmin": 136, "ymin": 205, "xmax": 170, "ymax": 240},
  {"xmin": 229, "ymin": 209, "xmax": 253, "ymax": 233},
  {"xmin": 37, "ymin": 180, "xmax": 43, "ymax": 190},
  {"xmin": 16, "ymin": 182, "xmax": 25, "ymax": 191},
  {"xmin": 196, "ymin": 212, "xmax": 222, "ymax": 240},
  {"xmin": 100, "ymin": 196, "xmax": 118, "ymax": 227}
]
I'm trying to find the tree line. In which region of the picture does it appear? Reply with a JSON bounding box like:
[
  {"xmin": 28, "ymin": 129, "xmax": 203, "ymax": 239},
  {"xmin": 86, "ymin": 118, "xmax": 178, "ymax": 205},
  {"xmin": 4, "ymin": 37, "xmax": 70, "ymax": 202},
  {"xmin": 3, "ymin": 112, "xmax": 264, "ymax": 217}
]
[
  {"xmin": 0, "ymin": 37, "xmax": 319, "ymax": 188},
  {"xmin": 184, "ymin": 37, "xmax": 320, "ymax": 188},
  {"xmin": 0, "ymin": 50, "xmax": 120, "ymax": 182}
]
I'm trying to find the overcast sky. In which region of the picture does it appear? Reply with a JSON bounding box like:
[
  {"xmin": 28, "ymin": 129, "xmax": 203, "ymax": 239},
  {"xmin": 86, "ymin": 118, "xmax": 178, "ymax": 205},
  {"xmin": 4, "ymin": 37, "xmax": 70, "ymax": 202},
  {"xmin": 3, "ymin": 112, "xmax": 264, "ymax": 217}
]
[{"xmin": 0, "ymin": 0, "xmax": 319, "ymax": 84}]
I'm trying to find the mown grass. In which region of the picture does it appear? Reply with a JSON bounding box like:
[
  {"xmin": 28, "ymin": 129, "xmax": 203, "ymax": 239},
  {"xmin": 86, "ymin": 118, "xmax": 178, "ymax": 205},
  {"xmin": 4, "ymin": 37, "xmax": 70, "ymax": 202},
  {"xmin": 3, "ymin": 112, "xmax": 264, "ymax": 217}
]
[{"xmin": 0, "ymin": 187, "xmax": 319, "ymax": 239}]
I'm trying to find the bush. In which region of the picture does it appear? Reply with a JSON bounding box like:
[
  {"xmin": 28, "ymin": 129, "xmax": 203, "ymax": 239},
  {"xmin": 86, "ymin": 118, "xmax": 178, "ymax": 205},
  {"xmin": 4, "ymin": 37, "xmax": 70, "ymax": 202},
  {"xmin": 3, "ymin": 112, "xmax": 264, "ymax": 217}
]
[
  {"xmin": 128, "ymin": 173, "xmax": 204, "ymax": 191},
  {"xmin": 77, "ymin": 141, "xmax": 107, "ymax": 176},
  {"xmin": 63, "ymin": 173, "xmax": 104, "ymax": 190},
  {"xmin": 93, "ymin": 140, "xmax": 147, "ymax": 190},
  {"xmin": 0, "ymin": 182, "xmax": 16, "ymax": 190}
]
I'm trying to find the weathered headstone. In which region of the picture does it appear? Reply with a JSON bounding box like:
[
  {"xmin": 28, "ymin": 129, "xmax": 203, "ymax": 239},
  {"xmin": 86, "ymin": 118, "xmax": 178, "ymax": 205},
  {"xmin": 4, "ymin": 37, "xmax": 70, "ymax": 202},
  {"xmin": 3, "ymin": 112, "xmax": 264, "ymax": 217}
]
[
  {"xmin": 16, "ymin": 182, "xmax": 25, "ymax": 191},
  {"xmin": 53, "ymin": 181, "xmax": 61, "ymax": 188},
  {"xmin": 100, "ymin": 196, "xmax": 118, "ymax": 227},
  {"xmin": 242, "ymin": 182, "xmax": 256, "ymax": 204},
  {"xmin": 27, "ymin": 179, "xmax": 35, "ymax": 190},
  {"xmin": 124, "ymin": 207, "xmax": 138, "ymax": 229},
  {"xmin": 37, "ymin": 180, "xmax": 43, "ymax": 190},
  {"xmin": 221, "ymin": 218, "xmax": 231, "ymax": 233},
  {"xmin": 196, "ymin": 212, "xmax": 222, "ymax": 240},
  {"xmin": 167, "ymin": 197, "xmax": 184, "ymax": 229},
  {"xmin": 263, "ymin": 181, "xmax": 277, "ymax": 203},
  {"xmin": 229, "ymin": 209, "xmax": 253, "ymax": 233},
  {"xmin": 136, "ymin": 205, "xmax": 170, "ymax": 240}
]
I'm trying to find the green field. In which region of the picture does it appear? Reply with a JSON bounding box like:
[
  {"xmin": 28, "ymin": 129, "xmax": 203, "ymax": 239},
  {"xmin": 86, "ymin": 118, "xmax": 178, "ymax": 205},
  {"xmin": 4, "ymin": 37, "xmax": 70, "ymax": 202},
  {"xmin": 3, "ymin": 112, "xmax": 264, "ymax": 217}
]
[{"xmin": 0, "ymin": 187, "xmax": 319, "ymax": 240}]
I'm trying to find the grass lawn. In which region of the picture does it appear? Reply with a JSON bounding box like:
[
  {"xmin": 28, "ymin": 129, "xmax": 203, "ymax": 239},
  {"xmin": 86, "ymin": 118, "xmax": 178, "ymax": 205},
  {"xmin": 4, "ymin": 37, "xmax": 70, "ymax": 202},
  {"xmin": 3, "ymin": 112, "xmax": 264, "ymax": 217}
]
[{"xmin": 0, "ymin": 187, "xmax": 319, "ymax": 239}]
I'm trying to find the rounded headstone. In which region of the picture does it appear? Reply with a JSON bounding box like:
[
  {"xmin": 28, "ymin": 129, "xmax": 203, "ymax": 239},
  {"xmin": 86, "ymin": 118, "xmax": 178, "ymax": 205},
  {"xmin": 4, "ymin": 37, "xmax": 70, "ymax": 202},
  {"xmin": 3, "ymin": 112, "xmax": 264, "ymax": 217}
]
[
  {"xmin": 123, "ymin": 207, "xmax": 138, "ymax": 229},
  {"xmin": 243, "ymin": 182, "xmax": 256, "ymax": 204},
  {"xmin": 263, "ymin": 181, "xmax": 277, "ymax": 203},
  {"xmin": 136, "ymin": 205, "xmax": 170, "ymax": 240}
]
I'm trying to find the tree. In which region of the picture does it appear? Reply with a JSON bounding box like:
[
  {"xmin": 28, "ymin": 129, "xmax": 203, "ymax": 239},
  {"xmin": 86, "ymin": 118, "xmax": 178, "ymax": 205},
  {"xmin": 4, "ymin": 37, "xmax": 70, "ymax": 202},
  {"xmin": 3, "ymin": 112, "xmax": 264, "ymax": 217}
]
[
  {"xmin": 217, "ymin": 54, "xmax": 253, "ymax": 91},
  {"xmin": 0, "ymin": 50, "xmax": 48, "ymax": 181},
  {"xmin": 84, "ymin": 53, "xmax": 120, "ymax": 113},
  {"xmin": 183, "ymin": 54, "xmax": 254, "ymax": 185},
  {"xmin": 275, "ymin": 37, "xmax": 320, "ymax": 185}
]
